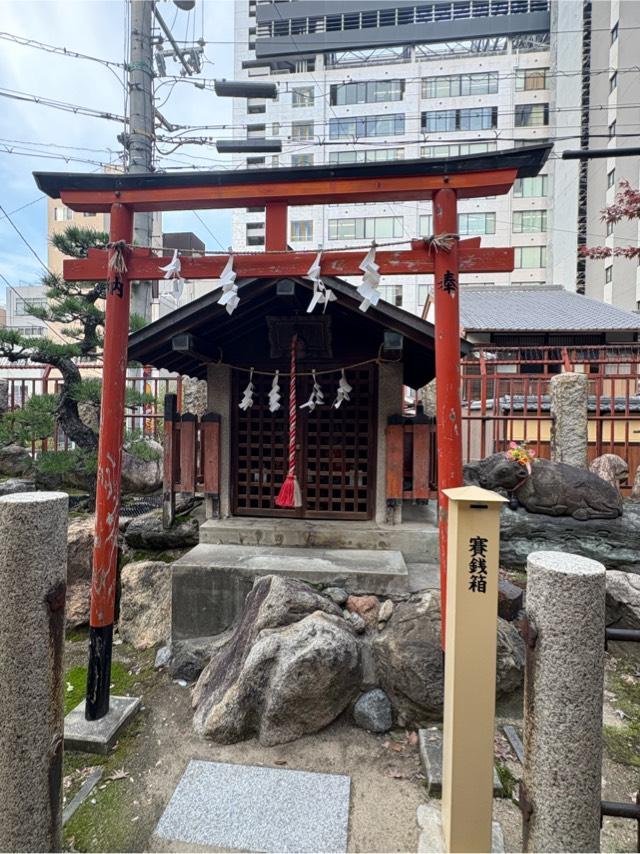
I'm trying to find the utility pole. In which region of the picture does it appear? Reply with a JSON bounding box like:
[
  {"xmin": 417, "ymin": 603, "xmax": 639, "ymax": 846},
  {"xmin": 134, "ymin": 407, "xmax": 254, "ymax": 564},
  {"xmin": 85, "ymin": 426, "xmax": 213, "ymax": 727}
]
[{"xmin": 127, "ymin": 0, "xmax": 155, "ymax": 321}]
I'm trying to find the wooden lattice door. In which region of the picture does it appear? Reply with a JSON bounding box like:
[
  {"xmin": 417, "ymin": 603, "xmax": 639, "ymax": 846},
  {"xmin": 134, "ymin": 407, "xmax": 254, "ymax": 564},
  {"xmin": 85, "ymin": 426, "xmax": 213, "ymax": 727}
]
[{"xmin": 232, "ymin": 366, "xmax": 376, "ymax": 519}]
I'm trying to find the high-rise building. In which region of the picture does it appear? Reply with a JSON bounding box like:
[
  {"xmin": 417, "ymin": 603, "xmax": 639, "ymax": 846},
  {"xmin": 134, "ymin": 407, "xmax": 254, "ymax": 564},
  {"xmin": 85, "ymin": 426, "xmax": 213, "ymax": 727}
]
[
  {"xmin": 232, "ymin": 0, "xmax": 554, "ymax": 315},
  {"xmin": 583, "ymin": 0, "xmax": 640, "ymax": 312}
]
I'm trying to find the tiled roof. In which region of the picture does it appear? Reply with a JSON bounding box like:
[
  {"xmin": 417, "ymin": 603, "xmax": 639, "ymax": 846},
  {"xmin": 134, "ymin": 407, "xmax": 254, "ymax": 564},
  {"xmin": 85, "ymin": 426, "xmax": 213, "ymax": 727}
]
[{"xmin": 458, "ymin": 285, "xmax": 640, "ymax": 332}]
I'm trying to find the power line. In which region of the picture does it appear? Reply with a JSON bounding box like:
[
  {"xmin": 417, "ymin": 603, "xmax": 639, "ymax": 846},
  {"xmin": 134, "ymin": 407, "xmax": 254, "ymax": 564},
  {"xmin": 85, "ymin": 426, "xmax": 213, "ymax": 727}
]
[
  {"xmin": 0, "ymin": 31, "xmax": 127, "ymax": 71},
  {"xmin": 192, "ymin": 211, "xmax": 227, "ymax": 252},
  {"xmin": 0, "ymin": 203, "xmax": 50, "ymax": 274},
  {"xmin": 0, "ymin": 87, "xmax": 126, "ymax": 124}
]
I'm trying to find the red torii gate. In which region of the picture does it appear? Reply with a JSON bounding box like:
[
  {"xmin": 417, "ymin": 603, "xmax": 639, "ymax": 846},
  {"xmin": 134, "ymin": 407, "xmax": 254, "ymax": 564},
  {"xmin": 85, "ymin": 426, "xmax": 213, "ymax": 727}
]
[{"xmin": 34, "ymin": 144, "xmax": 550, "ymax": 719}]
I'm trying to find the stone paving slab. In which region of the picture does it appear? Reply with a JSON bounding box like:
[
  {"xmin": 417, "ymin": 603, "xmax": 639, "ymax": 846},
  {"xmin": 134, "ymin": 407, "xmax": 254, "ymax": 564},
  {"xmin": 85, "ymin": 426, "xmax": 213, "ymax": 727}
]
[
  {"xmin": 154, "ymin": 759, "xmax": 351, "ymax": 853},
  {"xmin": 64, "ymin": 696, "xmax": 141, "ymax": 755}
]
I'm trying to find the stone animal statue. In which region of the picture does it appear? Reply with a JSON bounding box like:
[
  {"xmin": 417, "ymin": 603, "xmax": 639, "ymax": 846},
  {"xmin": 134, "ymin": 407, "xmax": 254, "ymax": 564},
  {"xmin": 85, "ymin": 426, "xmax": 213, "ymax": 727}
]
[
  {"xmin": 589, "ymin": 454, "xmax": 628, "ymax": 493},
  {"xmin": 464, "ymin": 453, "xmax": 623, "ymax": 520}
]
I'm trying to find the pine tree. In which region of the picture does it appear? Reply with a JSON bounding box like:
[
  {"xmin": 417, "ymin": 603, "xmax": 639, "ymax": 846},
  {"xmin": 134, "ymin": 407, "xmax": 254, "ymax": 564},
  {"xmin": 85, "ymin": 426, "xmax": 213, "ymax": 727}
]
[{"xmin": 0, "ymin": 225, "xmax": 146, "ymax": 452}]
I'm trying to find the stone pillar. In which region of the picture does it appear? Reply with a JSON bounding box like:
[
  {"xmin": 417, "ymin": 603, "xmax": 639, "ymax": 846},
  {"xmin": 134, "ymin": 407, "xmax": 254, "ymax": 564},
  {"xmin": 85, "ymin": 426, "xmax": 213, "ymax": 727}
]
[
  {"xmin": 0, "ymin": 492, "xmax": 68, "ymax": 852},
  {"xmin": 207, "ymin": 364, "xmax": 231, "ymax": 518},
  {"xmin": 549, "ymin": 372, "xmax": 588, "ymax": 469},
  {"xmin": 182, "ymin": 376, "xmax": 208, "ymax": 417},
  {"xmin": 523, "ymin": 550, "xmax": 605, "ymax": 853}
]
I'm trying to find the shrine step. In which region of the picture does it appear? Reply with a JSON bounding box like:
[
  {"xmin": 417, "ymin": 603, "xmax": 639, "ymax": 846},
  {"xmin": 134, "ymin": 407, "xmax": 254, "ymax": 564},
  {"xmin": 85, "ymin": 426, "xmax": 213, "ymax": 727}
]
[
  {"xmin": 171, "ymin": 544, "xmax": 409, "ymax": 641},
  {"xmin": 199, "ymin": 518, "xmax": 439, "ymax": 563}
]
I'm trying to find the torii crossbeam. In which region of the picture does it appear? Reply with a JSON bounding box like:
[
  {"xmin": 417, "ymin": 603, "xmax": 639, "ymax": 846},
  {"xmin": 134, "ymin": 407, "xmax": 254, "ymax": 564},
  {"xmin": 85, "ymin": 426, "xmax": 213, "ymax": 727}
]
[{"xmin": 34, "ymin": 144, "xmax": 551, "ymax": 720}]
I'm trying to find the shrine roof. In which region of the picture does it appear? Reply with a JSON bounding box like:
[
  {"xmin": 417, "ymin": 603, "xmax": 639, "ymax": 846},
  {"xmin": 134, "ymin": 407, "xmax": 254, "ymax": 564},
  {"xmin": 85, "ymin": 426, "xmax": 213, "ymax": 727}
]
[
  {"xmin": 33, "ymin": 145, "xmax": 551, "ymax": 211},
  {"xmin": 128, "ymin": 275, "xmax": 467, "ymax": 389}
]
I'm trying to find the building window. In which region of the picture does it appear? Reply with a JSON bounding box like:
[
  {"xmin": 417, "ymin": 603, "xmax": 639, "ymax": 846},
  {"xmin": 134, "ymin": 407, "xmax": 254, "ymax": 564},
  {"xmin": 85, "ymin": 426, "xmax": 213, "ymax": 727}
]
[
  {"xmin": 605, "ymin": 265, "xmax": 613, "ymax": 283},
  {"xmin": 247, "ymin": 124, "xmax": 266, "ymax": 139},
  {"xmin": 418, "ymin": 284, "xmax": 430, "ymax": 309},
  {"xmin": 514, "ymin": 175, "xmax": 549, "ymax": 197},
  {"xmin": 421, "ymin": 107, "xmax": 497, "ymax": 133},
  {"xmin": 329, "ymin": 113, "xmax": 405, "ymax": 139},
  {"xmin": 458, "ymin": 212, "xmax": 496, "ymax": 236},
  {"xmin": 419, "ymin": 215, "xmax": 433, "ymax": 235},
  {"xmin": 611, "ymin": 22, "xmax": 618, "ymax": 43},
  {"xmin": 54, "ymin": 206, "xmax": 72, "ymax": 222},
  {"xmin": 290, "ymin": 220, "xmax": 313, "ymax": 241},
  {"xmin": 246, "ymin": 222, "xmax": 265, "ymax": 247},
  {"xmin": 292, "ymin": 86, "xmax": 314, "ymax": 107},
  {"xmin": 292, "ymin": 153, "xmax": 314, "ymax": 167},
  {"xmin": 330, "ymin": 79, "xmax": 405, "ymax": 105},
  {"xmin": 380, "ymin": 285, "xmax": 403, "ymax": 307},
  {"xmin": 246, "ymin": 157, "xmax": 265, "ymax": 169},
  {"xmin": 291, "ymin": 121, "xmax": 314, "ymax": 141},
  {"xmin": 607, "ymin": 169, "xmax": 615, "ymax": 188},
  {"xmin": 609, "ymin": 120, "xmax": 616, "ymax": 139},
  {"xmin": 606, "ymin": 219, "xmax": 614, "ymax": 236},
  {"xmin": 326, "ymin": 45, "xmax": 410, "ymax": 68},
  {"xmin": 421, "ymin": 72, "xmax": 498, "ymax": 99},
  {"xmin": 515, "ymin": 246, "xmax": 547, "ymax": 268},
  {"xmin": 515, "ymin": 103, "xmax": 549, "ymax": 127},
  {"xmin": 329, "ymin": 148, "xmax": 404, "ymax": 165},
  {"xmin": 271, "ymin": 122, "xmax": 280, "ymax": 136},
  {"xmin": 416, "ymin": 36, "xmax": 508, "ymax": 60},
  {"xmin": 328, "ymin": 216, "xmax": 403, "ymax": 241},
  {"xmin": 513, "ymin": 210, "xmax": 547, "ymax": 232},
  {"xmin": 609, "ymin": 71, "xmax": 617, "ymax": 92},
  {"xmin": 420, "ymin": 142, "xmax": 497, "ymax": 159},
  {"xmin": 82, "ymin": 212, "xmax": 95, "ymax": 217},
  {"xmin": 515, "ymin": 68, "xmax": 548, "ymax": 91},
  {"xmin": 246, "ymin": 207, "xmax": 265, "ymax": 213},
  {"xmin": 14, "ymin": 298, "xmax": 47, "ymax": 315}
]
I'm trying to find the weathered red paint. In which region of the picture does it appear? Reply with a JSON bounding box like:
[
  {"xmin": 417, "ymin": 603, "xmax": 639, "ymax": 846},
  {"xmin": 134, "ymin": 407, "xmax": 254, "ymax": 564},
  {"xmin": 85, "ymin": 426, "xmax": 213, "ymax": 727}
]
[
  {"xmin": 89, "ymin": 203, "xmax": 133, "ymax": 628},
  {"xmin": 59, "ymin": 168, "xmax": 519, "ymax": 213},
  {"xmin": 265, "ymin": 202, "xmax": 288, "ymax": 251},
  {"xmin": 433, "ymin": 188, "xmax": 464, "ymax": 649},
  {"xmin": 62, "ymin": 241, "xmax": 514, "ymax": 283}
]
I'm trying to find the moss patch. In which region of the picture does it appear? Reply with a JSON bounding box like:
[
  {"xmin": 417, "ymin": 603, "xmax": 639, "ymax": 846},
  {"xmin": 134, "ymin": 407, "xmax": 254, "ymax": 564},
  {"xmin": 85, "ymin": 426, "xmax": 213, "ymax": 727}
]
[
  {"xmin": 63, "ymin": 648, "xmax": 161, "ymax": 851},
  {"xmin": 603, "ymin": 660, "xmax": 640, "ymax": 767},
  {"xmin": 495, "ymin": 762, "xmax": 517, "ymax": 799}
]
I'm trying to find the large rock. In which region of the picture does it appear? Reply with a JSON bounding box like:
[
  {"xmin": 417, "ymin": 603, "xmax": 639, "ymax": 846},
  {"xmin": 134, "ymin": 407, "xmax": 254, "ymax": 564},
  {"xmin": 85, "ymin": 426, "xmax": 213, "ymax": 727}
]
[
  {"xmin": 499, "ymin": 503, "xmax": 640, "ymax": 573},
  {"xmin": 66, "ymin": 580, "xmax": 91, "ymax": 629},
  {"xmin": 118, "ymin": 560, "xmax": 172, "ymax": 649},
  {"xmin": 121, "ymin": 440, "xmax": 163, "ymax": 495},
  {"xmin": 192, "ymin": 575, "xmax": 358, "ymax": 745},
  {"xmin": 605, "ymin": 571, "xmax": 640, "ymax": 630},
  {"xmin": 194, "ymin": 610, "xmax": 361, "ymax": 745},
  {"xmin": 353, "ymin": 688, "xmax": 392, "ymax": 733},
  {"xmin": 465, "ymin": 454, "xmax": 622, "ymax": 520},
  {"xmin": 589, "ymin": 454, "xmax": 628, "ymax": 492},
  {"xmin": 0, "ymin": 444, "xmax": 34, "ymax": 477},
  {"xmin": 67, "ymin": 515, "xmax": 95, "ymax": 584},
  {"xmin": 371, "ymin": 592, "xmax": 444, "ymax": 726},
  {"xmin": 0, "ymin": 477, "xmax": 34, "ymax": 497},
  {"xmin": 632, "ymin": 466, "xmax": 640, "ymax": 501},
  {"xmin": 124, "ymin": 512, "xmax": 198, "ymax": 551},
  {"xmin": 372, "ymin": 592, "xmax": 525, "ymax": 727}
]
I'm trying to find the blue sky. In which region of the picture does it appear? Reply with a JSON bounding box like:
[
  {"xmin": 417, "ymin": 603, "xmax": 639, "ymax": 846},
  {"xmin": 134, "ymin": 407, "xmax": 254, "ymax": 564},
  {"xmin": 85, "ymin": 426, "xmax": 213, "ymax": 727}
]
[{"xmin": 0, "ymin": 0, "xmax": 236, "ymax": 304}]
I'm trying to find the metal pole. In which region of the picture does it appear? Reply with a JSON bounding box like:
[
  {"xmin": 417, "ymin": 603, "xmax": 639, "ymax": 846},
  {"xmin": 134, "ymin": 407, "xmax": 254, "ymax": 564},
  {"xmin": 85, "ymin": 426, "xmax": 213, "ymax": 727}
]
[
  {"xmin": 86, "ymin": 203, "xmax": 134, "ymax": 720},
  {"xmin": 128, "ymin": 0, "xmax": 154, "ymax": 320},
  {"xmin": 433, "ymin": 187, "xmax": 464, "ymax": 648}
]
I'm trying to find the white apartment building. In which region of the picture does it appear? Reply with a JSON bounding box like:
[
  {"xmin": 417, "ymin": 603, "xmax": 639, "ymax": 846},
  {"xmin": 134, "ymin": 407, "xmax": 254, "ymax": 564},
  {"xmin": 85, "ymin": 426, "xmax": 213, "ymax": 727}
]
[
  {"xmin": 231, "ymin": 0, "xmax": 554, "ymax": 316},
  {"xmin": 584, "ymin": 0, "xmax": 640, "ymax": 312},
  {"xmin": 5, "ymin": 284, "xmax": 48, "ymax": 338}
]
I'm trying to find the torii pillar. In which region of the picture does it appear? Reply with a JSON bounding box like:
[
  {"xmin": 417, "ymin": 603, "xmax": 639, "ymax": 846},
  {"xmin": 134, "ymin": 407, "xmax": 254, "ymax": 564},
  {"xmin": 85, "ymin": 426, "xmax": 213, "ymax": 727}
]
[{"xmin": 432, "ymin": 188, "xmax": 463, "ymax": 646}]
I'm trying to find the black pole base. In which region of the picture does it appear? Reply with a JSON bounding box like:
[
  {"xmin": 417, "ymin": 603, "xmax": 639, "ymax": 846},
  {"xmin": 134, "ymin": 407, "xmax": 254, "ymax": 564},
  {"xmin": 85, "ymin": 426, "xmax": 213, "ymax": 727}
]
[{"xmin": 85, "ymin": 624, "xmax": 113, "ymax": 721}]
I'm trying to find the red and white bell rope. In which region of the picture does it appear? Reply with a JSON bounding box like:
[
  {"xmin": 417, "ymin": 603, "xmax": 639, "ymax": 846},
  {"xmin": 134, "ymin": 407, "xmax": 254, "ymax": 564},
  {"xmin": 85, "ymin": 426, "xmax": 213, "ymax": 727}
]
[{"xmin": 275, "ymin": 335, "xmax": 302, "ymax": 508}]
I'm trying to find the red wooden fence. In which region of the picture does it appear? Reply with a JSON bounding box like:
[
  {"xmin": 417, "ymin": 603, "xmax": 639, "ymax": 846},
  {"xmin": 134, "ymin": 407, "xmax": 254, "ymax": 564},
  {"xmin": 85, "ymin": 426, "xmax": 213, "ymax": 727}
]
[{"xmin": 162, "ymin": 393, "xmax": 220, "ymax": 527}]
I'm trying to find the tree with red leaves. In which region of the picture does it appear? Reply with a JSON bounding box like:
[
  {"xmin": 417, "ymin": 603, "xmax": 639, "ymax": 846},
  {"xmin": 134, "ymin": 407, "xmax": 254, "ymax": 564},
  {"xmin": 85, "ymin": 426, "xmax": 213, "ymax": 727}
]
[{"xmin": 580, "ymin": 180, "xmax": 640, "ymax": 260}]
